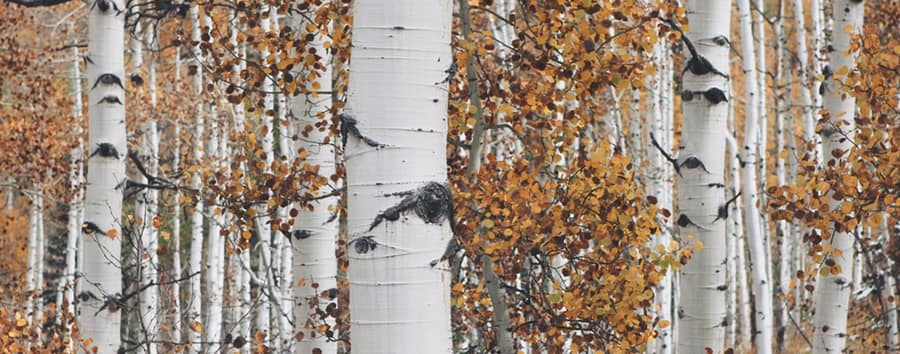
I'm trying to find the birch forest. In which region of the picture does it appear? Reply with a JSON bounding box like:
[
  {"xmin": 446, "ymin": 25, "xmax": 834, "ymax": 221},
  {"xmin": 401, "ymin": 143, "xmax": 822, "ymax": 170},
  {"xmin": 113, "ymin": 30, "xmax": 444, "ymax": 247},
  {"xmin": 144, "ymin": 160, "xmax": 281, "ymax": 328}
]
[{"xmin": 1, "ymin": 0, "xmax": 898, "ymax": 353}]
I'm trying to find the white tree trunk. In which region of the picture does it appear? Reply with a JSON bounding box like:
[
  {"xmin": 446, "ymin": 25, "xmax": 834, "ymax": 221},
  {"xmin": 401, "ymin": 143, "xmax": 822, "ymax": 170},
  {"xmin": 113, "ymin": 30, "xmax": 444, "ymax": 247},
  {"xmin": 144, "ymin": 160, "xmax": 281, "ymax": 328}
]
[
  {"xmin": 290, "ymin": 9, "xmax": 339, "ymax": 354},
  {"xmin": 811, "ymin": 1, "xmax": 863, "ymax": 352},
  {"xmin": 736, "ymin": 0, "xmax": 774, "ymax": 352},
  {"xmin": 726, "ymin": 120, "xmax": 751, "ymax": 352},
  {"xmin": 254, "ymin": 3, "xmax": 275, "ymax": 344},
  {"xmin": 26, "ymin": 195, "xmax": 38, "ymax": 323},
  {"xmin": 171, "ymin": 121, "xmax": 182, "ymax": 345},
  {"xmin": 647, "ymin": 38, "xmax": 673, "ymax": 354},
  {"xmin": 792, "ymin": 0, "xmax": 820, "ymax": 164},
  {"xmin": 65, "ymin": 44, "xmax": 85, "ymax": 340},
  {"xmin": 675, "ymin": 1, "xmax": 731, "ymax": 352},
  {"xmin": 81, "ymin": 0, "xmax": 126, "ymax": 350},
  {"xmin": 187, "ymin": 5, "xmax": 205, "ymax": 353},
  {"xmin": 205, "ymin": 102, "xmax": 224, "ymax": 353},
  {"xmin": 345, "ymin": 1, "xmax": 454, "ymax": 352},
  {"xmin": 773, "ymin": 1, "xmax": 792, "ymax": 346},
  {"xmin": 136, "ymin": 120, "xmax": 160, "ymax": 353}
]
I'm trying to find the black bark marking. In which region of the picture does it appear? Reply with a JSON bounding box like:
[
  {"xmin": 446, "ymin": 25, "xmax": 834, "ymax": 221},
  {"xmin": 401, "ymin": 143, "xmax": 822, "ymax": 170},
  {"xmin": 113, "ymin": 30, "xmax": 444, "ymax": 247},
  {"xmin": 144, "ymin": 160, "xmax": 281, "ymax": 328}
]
[
  {"xmin": 92, "ymin": 73, "xmax": 125, "ymax": 90},
  {"xmin": 435, "ymin": 58, "xmax": 457, "ymax": 85},
  {"xmin": 81, "ymin": 221, "xmax": 106, "ymax": 235},
  {"xmin": 368, "ymin": 182, "xmax": 454, "ymax": 232},
  {"xmin": 350, "ymin": 235, "xmax": 378, "ymax": 254},
  {"xmin": 682, "ymin": 88, "xmax": 728, "ymax": 104},
  {"xmin": 83, "ymin": 55, "xmax": 94, "ymax": 65},
  {"xmin": 662, "ymin": 19, "xmax": 729, "ymax": 78},
  {"xmin": 649, "ymin": 132, "xmax": 681, "ymax": 176},
  {"xmin": 713, "ymin": 192, "xmax": 741, "ymax": 222},
  {"xmin": 98, "ymin": 95, "xmax": 123, "ymax": 105},
  {"xmin": 280, "ymin": 229, "xmax": 313, "ymax": 246},
  {"xmin": 91, "ymin": 0, "xmax": 122, "ymax": 14},
  {"xmin": 90, "ymin": 142, "xmax": 121, "ymax": 159},
  {"xmin": 677, "ymin": 214, "xmax": 706, "ymax": 230},
  {"xmin": 680, "ymin": 156, "xmax": 711, "ymax": 174},
  {"xmin": 339, "ymin": 112, "xmax": 383, "ymax": 148}
]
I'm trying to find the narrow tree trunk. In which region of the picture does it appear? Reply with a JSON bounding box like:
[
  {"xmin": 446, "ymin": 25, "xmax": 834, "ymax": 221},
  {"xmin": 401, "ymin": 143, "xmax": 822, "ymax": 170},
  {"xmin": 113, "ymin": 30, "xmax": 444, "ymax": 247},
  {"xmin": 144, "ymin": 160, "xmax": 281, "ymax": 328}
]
[
  {"xmin": 136, "ymin": 119, "xmax": 160, "ymax": 353},
  {"xmin": 171, "ymin": 121, "xmax": 182, "ymax": 344},
  {"xmin": 647, "ymin": 38, "xmax": 673, "ymax": 354},
  {"xmin": 344, "ymin": 1, "xmax": 454, "ymax": 352},
  {"xmin": 792, "ymin": 0, "xmax": 819, "ymax": 165},
  {"xmin": 811, "ymin": 1, "xmax": 864, "ymax": 352},
  {"xmin": 205, "ymin": 102, "xmax": 224, "ymax": 352},
  {"xmin": 736, "ymin": 0, "xmax": 774, "ymax": 352},
  {"xmin": 26, "ymin": 194, "xmax": 38, "ymax": 323},
  {"xmin": 187, "ymin": 5, "xmax": 206, "ymax": 353},
  {"xmin": 254, "ymin": 4, "xmax": 275, "ymax": 344},
  {"xmin": 81, "ymin": 0, "xmax": 126, "ymax": 350},
  {"xmin": 64, "ymin": 44, "xmax": 84, "ymax": 341},
  {"xmin": 675, "ymin": 1, "xmax": 731, "ymax": 351}
]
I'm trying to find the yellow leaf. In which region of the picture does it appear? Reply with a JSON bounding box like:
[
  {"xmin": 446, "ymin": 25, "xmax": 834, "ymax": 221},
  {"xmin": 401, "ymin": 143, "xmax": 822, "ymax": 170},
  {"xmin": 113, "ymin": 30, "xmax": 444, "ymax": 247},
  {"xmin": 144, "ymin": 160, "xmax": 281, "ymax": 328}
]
[
  {"xmin": 694, "ymin": 241, "xmax": 704, "ymax": 251},
  {"xmin": 659, "ymin": 320, "xmax": 670, "ymax": 329},
  {"xmin": 482, "ymin": 219, "xmax": 495, "ymax": 229},
  {"xmin": 191, "ymin": 321, "xmax": 203, "ymax": 333}
]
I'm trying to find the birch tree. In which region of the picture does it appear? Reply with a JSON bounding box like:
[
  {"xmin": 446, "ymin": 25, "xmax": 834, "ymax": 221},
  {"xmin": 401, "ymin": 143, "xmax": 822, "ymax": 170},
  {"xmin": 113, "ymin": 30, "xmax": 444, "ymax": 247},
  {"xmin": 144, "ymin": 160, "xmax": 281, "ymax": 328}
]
[
  {"xmin": 187, "ymin": 4, "xmax": 205, "ymax": 352},
  {"xmin": 80, "ymin": 0, "xmax": 126, "ymax": 350},
  {"xmin": 344, "ymin": 1, "xmax": 454, "ymax": 352},
  {"xmin": 290, "ymin": 6, "xmax": 338, "ymax": 353},
  {"xmin": 811, "ymin": 0, "xmax": 864, "ymax": 352},
  {"xmin": 673, "ymin": 0, "xmax": 731, "ymax": 351},
  {"xmin": 736, "ymin": 0, "xmax": 774, "ymax": 351}
]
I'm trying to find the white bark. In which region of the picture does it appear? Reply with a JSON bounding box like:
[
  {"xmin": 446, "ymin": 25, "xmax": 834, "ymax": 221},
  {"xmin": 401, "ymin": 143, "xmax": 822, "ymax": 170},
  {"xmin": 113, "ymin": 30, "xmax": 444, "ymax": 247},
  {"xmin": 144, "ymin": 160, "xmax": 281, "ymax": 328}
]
[
  {"xmin": 136, "ymin": 120, "xmax": 160, "ymax": 353},
  {"xmin": 290, "ymin": 9, "xmax": 339, "ymax": 354},
  {"xmin": 171, "ymin": 122, "xmax": 182, "ymax": 344},
  {"xmin": 81, "ymin": 0, "xmax": 126, "ymax": 350},
  {"xmin": 726, "ymin": 117, "xmax": 751, "ymax": 352},
  {"xmin": 187, "ymin": 5, "xmax": 205, "ymax": 353},
  {"xmin": 271, "ymin": 16, "xmax": 294, "ymax": 351},
  {"xmin": 26, "ymin": 196, "xmax": 38, "ymax": 323},
  {"xmin": 345, "ymin": 1, "xmax": 453, "ymax": 352},
  {"xmin": 736, "ymin": 0, "xmax": 774, "ymax": 352},
  {"xmin": 254, "ymin": 3, "xmax": 274, "ymax": 344},
  {"xmin": 811, "ymin": 1, "xmax": 863, "ymax": 352},
  {"xmin": 773, "ymin": 1, "xmax": 792, "ymax": 345},
  {"xmin": 647, "ymin": 39, "xmax": 673, "ymax": 354},
  {"xmin": 792, "ymin": 0, "xmax": 820, "ymax": 164},
  {"xmin": 675, "ymin": 1, "xmax": 731, "ymax": 352},
  {"xmin": 65, "ymin": 44, "xmax": 85, "ymax": 340},
  {"xmin": 205, "ymin": 102, "xmax": 224, "ymax": 353}
]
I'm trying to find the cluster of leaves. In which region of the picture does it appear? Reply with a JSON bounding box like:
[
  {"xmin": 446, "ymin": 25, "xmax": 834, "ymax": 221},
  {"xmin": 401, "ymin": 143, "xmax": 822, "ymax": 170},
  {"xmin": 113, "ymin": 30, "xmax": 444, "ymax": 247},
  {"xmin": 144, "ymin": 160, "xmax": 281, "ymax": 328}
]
[
  {"xmin": 445, "ymin": 1, "xmax": 685, "ymax": 351},
  {"xmin": 766, "ymin": 0, "xmax": 899, "ymax": 349}
]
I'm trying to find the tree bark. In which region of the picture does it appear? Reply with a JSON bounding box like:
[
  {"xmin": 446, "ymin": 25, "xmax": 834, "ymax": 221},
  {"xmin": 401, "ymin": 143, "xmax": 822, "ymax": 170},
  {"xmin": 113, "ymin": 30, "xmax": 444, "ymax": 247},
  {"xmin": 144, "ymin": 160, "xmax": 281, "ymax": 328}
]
[
  {"xmin": 811, "ymin": 1, "xmax": 863, "ymax": 352},
  {"xmin": 675, "ymin": 1, "xmax": 731, "ymax": 351},
  {"xmin": 344, "ymin": 1, "xmax": 454, "ymax": 352},
  {"xmin": 80, "ymin": 0, "xmax": 126, "ymax": 350},
  {"xmin": 736, "ymin": 0, "xmax": 774, "ymax": 352}
]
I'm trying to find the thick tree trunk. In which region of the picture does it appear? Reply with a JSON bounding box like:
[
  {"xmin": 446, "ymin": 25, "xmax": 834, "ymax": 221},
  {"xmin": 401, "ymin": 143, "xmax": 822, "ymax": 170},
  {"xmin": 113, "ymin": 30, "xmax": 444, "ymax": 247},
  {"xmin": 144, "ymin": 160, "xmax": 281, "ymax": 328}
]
[
  {"xmin": 344, "ymin": 1, "xmax": 454, "ymax": 352},
  {"xmin": 80, "ymin": 0, "xmax": 126, "ymax": 350},
  {"xmin": 811, "ymin": 1, "xmax": 863, "ymax": 352},
  {"xmin": 675, "ymin": 1, "xmax": 731, "ymax": 351}
]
